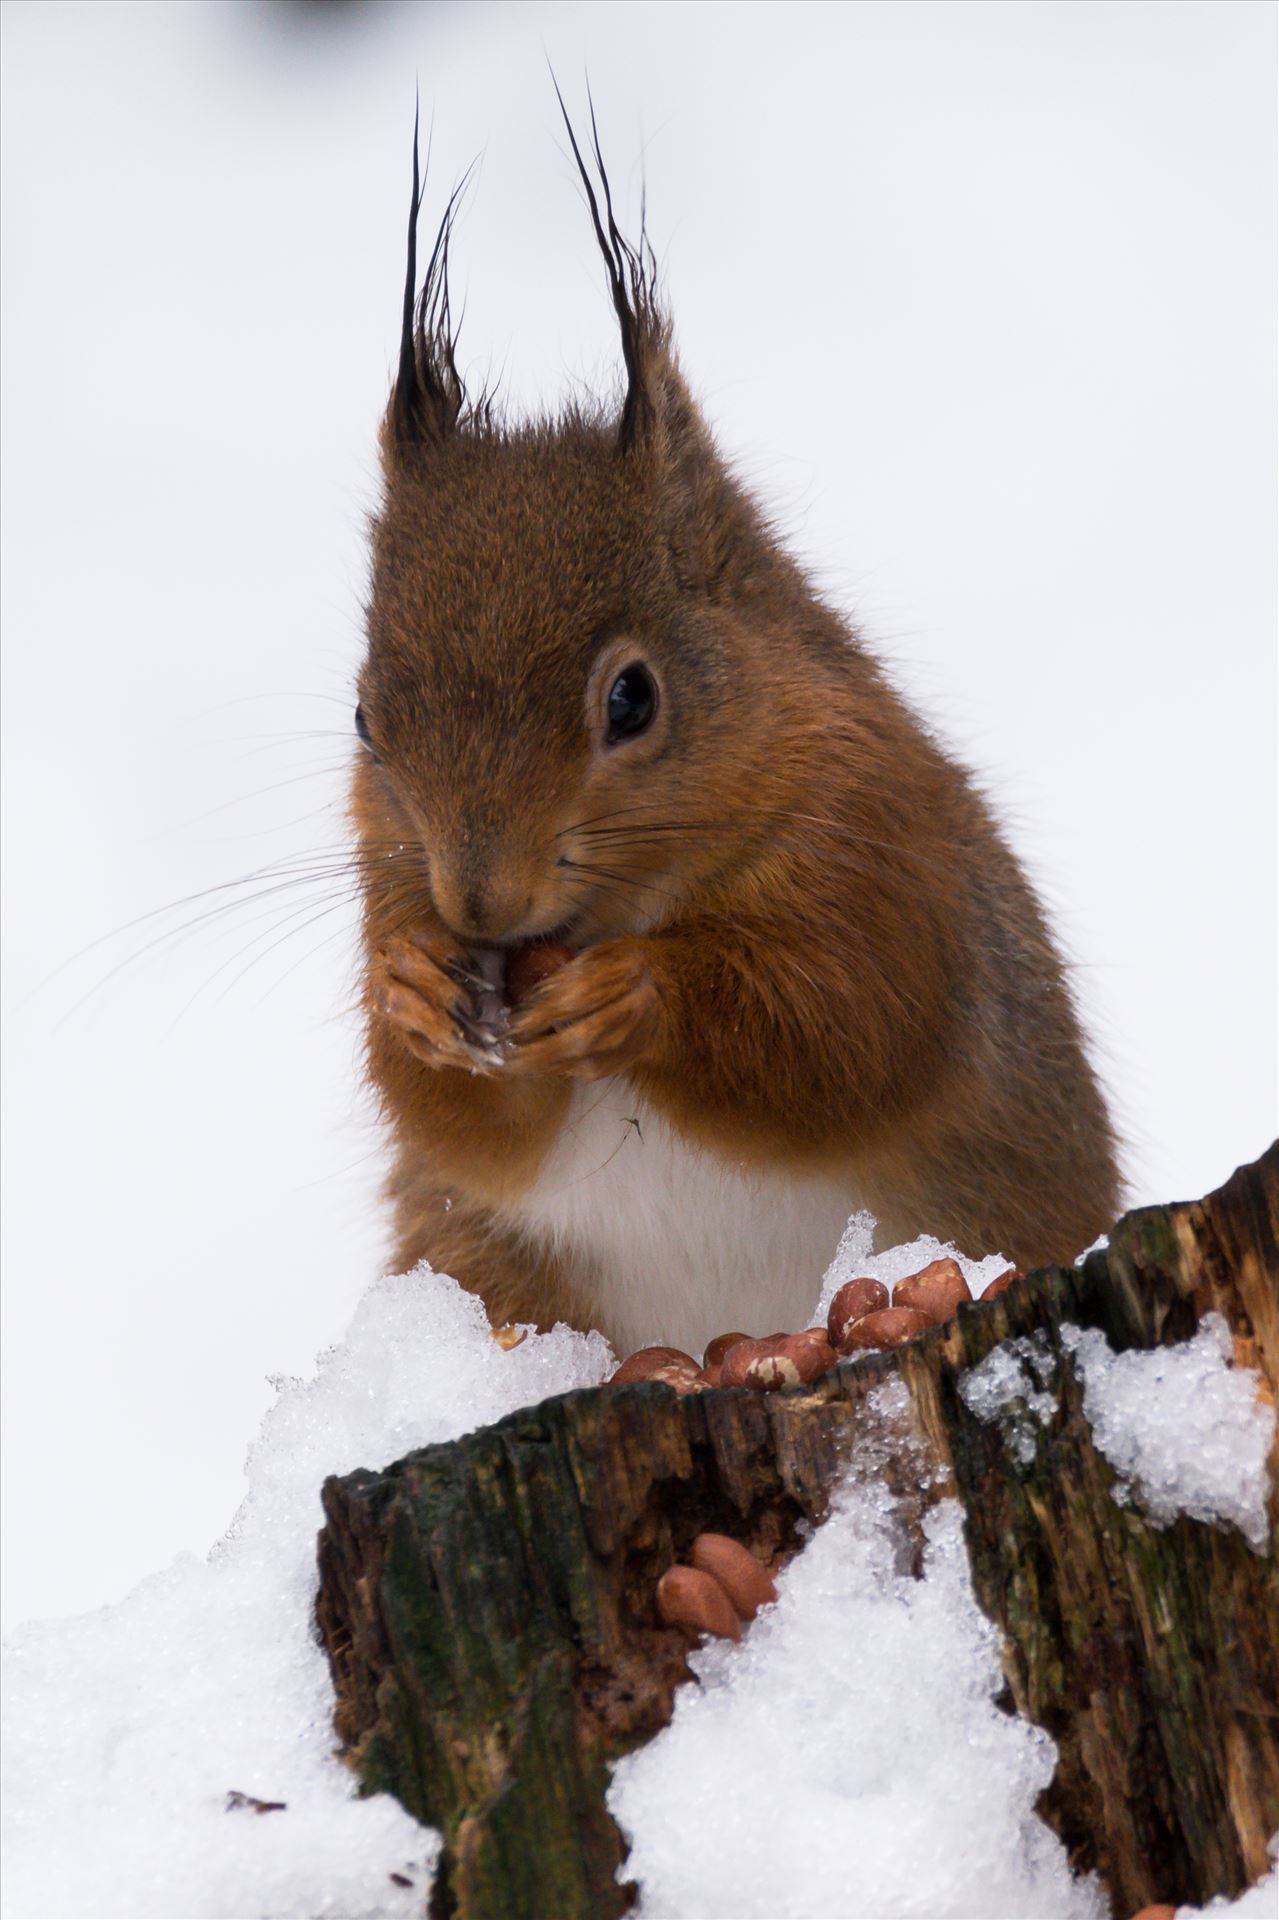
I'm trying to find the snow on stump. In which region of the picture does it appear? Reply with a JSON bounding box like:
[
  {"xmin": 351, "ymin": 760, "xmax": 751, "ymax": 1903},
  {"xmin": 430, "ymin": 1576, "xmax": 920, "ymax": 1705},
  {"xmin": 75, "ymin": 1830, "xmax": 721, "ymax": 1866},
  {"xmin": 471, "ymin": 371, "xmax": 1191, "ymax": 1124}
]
[{"xmin": 316, "ymin": 1145, "xmax": 1279, "ymax": 1920}]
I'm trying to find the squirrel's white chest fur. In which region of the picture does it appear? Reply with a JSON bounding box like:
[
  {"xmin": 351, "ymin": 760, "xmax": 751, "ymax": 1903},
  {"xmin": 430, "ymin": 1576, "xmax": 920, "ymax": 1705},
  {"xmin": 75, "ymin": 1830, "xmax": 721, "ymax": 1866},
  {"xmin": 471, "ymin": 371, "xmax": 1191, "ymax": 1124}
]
[{"xmin": 514, "ymin": 1080, "xmax": 860, "ymax": 1358}]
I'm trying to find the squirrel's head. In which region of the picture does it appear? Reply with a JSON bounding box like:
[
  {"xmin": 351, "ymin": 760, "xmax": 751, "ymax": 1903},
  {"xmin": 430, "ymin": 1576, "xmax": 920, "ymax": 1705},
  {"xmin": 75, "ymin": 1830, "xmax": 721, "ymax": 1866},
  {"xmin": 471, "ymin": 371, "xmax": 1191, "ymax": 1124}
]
[{"xmin": 356, "ymin": 101, "xmax": 801, "ymax": 950}]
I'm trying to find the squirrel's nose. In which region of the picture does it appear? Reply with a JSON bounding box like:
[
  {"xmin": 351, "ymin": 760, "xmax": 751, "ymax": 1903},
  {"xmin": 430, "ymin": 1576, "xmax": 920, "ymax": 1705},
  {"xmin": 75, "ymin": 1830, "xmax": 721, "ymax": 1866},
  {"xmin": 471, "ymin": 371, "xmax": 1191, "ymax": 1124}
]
[{"xmin": 427, "ymin": 853, "xmax": 532, "ymax": 944}]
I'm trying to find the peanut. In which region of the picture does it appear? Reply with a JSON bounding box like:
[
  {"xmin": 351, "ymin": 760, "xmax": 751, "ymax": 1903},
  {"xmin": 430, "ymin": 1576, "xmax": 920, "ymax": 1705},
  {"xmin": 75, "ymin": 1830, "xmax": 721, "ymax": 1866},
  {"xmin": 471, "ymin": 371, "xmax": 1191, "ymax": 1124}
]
[
  {"xmin": 689, "ymin": 1533, "xmax": 777, "ymax": 1619},
  {"xmin": 827, "ymin": 1278, "xmax": 890, "ymax": 1347},
  {"xmin": 767, "ymin": 1329, "xmax": 837, "ymax": 1386},
  {"xmin": 720, "ymin": 1329, "xmax": 837, "ymax": 1391},
  {"xmin": 649, "ymin": 1360, "xmax": 708, "ymax": 1395},
  {"xmin": 506, "ymin": 940, "xmax": 575, "ymax": 1003},
  {"xmin": 609, "ymin": 1345, "xmax": 700, "ymax": 1385},
  {"xmin": 839, "ymin": 1305, "xmax": 933, "ymax": 1351},
  {"xmin": 1128, "ymin": 1907, "xmax": 1177, "ymax": 1920},
  {"xmin": 893, "ymin": 1257, "xmax": 972, "ymax": 1326},
  {"xmin": 743, "ymin": 1350, "xmax": 802, "ymax": 1391},
  {"xmin": 980, "ymin": 1267, "xmax": 1021, "ymax": 1302},
  {"xmin": 719, "ymin": 1336, "xmax": 776, "ymax": 1388},
  {"xmin": 704, "ymin": 1330, "xmax": 752, "ymax": 1369},
  {"xmin": 656, "ymin": 1564, "xmax": 742, "ymax": 1642},
  {"xmin": 490, "ymin": 1324, "xmax": 528, "ymax": 1351}
]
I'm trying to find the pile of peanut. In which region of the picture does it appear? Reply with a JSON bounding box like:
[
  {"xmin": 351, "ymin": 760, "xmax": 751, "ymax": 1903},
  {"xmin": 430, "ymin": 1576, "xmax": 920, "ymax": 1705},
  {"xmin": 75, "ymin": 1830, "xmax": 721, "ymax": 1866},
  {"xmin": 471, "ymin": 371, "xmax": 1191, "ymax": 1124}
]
[
  {"xmin": 643, "ymin": 1259, "xmax": 1020, "ymax": 1646},
  {"xmin": 608, "ymin": 1256, "xmax": 1020, "ymax": 1395}
]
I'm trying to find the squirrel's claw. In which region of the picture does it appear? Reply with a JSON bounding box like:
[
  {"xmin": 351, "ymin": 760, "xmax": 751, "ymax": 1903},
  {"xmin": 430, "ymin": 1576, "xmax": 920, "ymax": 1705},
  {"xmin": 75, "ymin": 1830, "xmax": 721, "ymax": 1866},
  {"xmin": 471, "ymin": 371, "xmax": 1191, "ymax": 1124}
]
[{"xmin": 375, "ymin": 936, "xmax": 504, "ymax": 1073}]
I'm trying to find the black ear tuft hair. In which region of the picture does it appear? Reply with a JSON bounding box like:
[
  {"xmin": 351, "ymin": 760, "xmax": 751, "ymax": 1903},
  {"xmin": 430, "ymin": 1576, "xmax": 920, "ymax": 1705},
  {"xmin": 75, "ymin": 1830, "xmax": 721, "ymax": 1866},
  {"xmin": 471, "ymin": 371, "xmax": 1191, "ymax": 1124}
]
[
  {"xmin": 551, "ymin": 74, "xmax": 666, "ymax": 453},
  {"xmin": 393, "ymin": 103, "xmax": 489, "ymax": 448}
]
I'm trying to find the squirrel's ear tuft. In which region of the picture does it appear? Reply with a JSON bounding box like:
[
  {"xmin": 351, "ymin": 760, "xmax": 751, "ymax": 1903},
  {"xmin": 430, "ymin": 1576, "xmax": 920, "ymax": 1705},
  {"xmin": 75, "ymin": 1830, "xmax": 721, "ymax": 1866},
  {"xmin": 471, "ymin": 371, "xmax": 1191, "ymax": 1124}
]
[
  {"xmin": 555, "ymin": 81, "xmax": 737, "ymax": 589},
  {"xmin": 553, "ymin": 79, "xmax": 672, "ymax": 455},
  {"xmin": 391, "ymin": 105, "xmax": 488, "ymax": 453}
]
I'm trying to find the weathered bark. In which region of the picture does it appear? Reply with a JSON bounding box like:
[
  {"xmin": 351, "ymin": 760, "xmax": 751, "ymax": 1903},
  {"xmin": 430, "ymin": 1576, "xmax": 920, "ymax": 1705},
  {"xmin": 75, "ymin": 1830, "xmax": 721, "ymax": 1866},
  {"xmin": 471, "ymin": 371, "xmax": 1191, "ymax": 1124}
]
[{"xmin": 317, "ymin": 1144, "xmax": 1279, "ymax": 1920}]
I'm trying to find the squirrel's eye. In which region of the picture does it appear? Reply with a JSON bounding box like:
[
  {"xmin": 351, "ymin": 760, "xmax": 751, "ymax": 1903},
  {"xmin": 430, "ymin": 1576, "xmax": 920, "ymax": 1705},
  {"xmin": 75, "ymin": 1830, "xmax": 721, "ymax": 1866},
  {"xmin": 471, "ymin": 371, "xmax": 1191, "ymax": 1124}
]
[
  {"xmin": 605, "ymin": 663, "xmax": 658, "ymax": 745},
  {"xmin": 354, "ymin": 704, "xmax": 374, "ymax": 750}
]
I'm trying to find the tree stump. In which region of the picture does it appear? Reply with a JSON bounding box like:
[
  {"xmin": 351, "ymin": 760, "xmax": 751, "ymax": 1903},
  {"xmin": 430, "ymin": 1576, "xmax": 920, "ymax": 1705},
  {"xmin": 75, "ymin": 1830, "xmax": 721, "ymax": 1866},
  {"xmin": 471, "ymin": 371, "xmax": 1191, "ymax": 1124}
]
[{"xmin": 316, "ymin": 1144, "xmax": 1279, "ymax": 1919}]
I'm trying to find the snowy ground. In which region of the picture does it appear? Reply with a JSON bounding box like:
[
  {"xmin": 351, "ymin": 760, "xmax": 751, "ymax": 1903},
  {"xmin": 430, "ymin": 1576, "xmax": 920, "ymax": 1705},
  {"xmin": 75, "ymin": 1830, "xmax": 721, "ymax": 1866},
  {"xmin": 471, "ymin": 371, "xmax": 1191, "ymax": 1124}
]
[{"xmin": 3, "ymin": 1219, "xmax": 1274, "ymax": 1920}]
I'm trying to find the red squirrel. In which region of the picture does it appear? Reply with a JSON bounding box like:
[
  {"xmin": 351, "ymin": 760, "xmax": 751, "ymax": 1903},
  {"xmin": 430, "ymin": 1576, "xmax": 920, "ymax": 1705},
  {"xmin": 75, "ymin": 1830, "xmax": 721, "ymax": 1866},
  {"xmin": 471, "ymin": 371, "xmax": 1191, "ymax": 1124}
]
[{"xmin": 354, "ymin": 108, "xmax": 1120, "ymax": 1358}]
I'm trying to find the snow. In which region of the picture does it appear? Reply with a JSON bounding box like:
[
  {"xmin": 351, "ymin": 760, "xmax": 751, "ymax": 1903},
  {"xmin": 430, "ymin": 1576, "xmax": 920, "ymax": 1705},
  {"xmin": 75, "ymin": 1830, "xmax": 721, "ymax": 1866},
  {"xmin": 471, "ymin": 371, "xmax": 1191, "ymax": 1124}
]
[
  {"xmin": 608, "ymin": 1381, "xmax": 1106, "ymax": 1920},
  {"xmin": 960, "ymin": 1332, "xmax": 1060, "ymax": 1468},
  {"xmin": 959, "ymin": 1309, "xmax": 1277, "ymax": 1546},
  {"xmin": 1061, "ymin": 1314, "xmax": 1275, "ymax": 1551},
  {"xmin": 0, "ymin": 1271, "xmax": 611, "ymax": 1920}
]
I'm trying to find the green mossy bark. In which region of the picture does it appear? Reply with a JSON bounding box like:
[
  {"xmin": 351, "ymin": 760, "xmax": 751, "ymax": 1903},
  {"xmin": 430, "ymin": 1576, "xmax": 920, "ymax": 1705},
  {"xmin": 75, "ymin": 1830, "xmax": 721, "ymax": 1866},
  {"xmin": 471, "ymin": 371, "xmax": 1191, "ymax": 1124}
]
[{"xmin": 317, "ymin": 1144, "xmax": 1279, "ymax": 1919}]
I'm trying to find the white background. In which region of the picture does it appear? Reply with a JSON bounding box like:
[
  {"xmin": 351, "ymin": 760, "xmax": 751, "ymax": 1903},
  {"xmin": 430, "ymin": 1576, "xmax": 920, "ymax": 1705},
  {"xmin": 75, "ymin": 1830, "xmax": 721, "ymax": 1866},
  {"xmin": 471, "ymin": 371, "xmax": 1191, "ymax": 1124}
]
[{"xmin": 2, "ymin": 0, "xmax": 1275, "ymax": 1630}]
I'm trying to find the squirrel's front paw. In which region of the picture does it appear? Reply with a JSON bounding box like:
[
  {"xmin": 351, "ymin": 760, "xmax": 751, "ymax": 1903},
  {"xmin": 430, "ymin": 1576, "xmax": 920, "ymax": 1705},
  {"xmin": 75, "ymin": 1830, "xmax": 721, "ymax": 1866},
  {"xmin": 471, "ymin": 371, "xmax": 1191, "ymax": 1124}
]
[
  {"xmin": 506, "ymin": 940, "xmax": 661, "ymax": 1081},
  {"xmin": 372, "ymin": 932, "xmax": 503, "ymax": 1072}
]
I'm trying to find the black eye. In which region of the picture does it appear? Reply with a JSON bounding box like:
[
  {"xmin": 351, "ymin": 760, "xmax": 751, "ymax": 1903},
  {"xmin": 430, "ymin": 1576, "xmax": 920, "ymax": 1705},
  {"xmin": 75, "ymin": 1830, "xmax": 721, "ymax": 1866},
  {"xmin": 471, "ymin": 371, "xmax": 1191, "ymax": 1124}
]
[
  {"xmin": 354, "ymin": 704, "xmax": 374, "ymax": 749},
  {"xmin": 605, "ymin": 663, "xmax": 658, "ymax": 745}
]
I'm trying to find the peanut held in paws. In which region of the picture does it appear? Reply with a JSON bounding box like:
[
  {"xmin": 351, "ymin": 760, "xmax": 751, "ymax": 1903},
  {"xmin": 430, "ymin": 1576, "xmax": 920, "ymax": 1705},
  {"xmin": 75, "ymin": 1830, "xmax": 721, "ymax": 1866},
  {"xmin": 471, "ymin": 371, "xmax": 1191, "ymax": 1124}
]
[
  {"xmin": 505, "ymin": 940, "xmax": 660, "ymax": 1081},
  {"xmin": 505, "ymin": 940, "xmax": 574, "ymax": 1005}
]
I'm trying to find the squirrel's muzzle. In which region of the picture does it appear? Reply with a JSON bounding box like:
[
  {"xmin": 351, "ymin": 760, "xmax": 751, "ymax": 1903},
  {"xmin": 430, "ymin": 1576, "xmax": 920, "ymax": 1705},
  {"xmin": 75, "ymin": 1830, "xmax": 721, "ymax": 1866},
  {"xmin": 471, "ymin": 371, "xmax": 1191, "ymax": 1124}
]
[{"xmin": 426, "ymin": 841, "xmax": 539, "ymax": 945}]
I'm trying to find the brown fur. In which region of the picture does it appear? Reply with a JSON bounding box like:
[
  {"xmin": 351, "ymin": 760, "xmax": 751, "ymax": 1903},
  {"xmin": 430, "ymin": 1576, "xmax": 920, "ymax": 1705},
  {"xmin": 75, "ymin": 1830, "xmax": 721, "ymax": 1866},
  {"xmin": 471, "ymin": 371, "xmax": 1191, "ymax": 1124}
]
[{"xmin": 353, "ymin": 110, "xmax": 1120, "ymax": 1337}]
